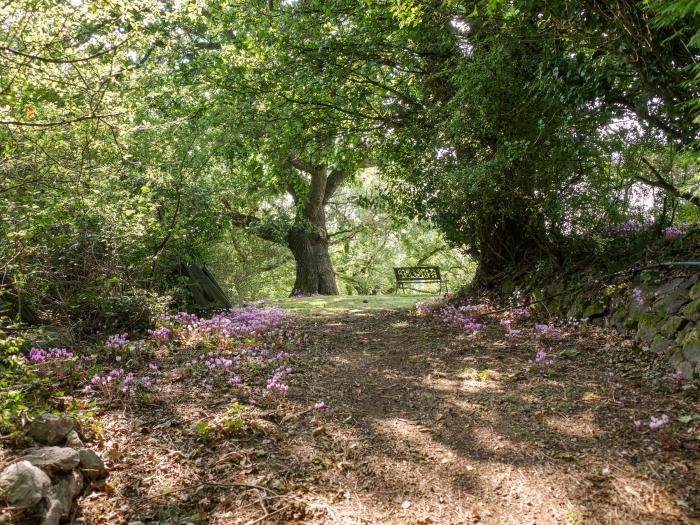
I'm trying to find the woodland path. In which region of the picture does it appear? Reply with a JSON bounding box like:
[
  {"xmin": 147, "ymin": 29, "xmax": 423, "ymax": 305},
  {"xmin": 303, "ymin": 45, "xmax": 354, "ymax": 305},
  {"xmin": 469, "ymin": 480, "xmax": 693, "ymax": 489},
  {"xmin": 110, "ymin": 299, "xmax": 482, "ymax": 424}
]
[{"xmin": 81, "ymin": 307, "xmax": 698, "ymax": 525}]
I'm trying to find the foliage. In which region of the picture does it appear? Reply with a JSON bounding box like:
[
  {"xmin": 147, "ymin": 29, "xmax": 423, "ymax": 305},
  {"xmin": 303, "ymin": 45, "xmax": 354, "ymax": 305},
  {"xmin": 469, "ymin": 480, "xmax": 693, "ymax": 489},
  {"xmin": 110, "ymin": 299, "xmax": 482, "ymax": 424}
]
[{"xmin": 1, "ymin": 0, "xmax": 697, "ymax": 317}]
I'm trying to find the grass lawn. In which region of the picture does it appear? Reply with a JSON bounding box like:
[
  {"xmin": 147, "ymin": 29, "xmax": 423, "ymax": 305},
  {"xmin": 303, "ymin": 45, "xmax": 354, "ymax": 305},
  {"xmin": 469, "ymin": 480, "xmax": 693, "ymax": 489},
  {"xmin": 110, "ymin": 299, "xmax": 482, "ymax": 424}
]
[{"xmin": 267, "ymin": 294, "xmax": 437, "ymax": 311}]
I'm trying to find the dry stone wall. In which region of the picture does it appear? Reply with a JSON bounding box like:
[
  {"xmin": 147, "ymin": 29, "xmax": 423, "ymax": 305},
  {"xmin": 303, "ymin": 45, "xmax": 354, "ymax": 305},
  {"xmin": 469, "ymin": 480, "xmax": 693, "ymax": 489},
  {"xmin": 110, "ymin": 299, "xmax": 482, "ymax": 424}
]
[{"xmin": 528, "ymin": 270, "xmax": 700, "ymax": 379}]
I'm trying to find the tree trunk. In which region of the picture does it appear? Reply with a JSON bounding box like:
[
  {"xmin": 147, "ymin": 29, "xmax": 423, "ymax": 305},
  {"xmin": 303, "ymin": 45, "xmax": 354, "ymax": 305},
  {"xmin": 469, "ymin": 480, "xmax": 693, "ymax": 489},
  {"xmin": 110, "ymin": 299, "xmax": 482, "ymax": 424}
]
[{"xmin": 287, "ymin": 228, "xmax": 338, "ymax": 295}]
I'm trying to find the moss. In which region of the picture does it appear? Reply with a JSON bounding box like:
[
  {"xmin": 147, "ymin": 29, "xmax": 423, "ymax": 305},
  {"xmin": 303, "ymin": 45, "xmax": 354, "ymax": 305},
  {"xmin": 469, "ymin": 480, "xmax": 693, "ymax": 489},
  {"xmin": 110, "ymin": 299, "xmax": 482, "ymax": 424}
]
[
  {"xmin": 651, "ymin": 334, "xmax": 673, "ymax": 354},
  {"xmin": 682, "ymin": 299, "xmax": 700, "ymax": 322},
  {"xmin": 566, "ymin": 300, "xmax": 585, "ymax": 320},
  {"xmin": 661, "ymin": 315, "xmax": 687, "ymax": 337},
  {"xmin": 690, "ymin": 281, "xmax": 700, "ymax": 301},
  {"xmin": 676, "ymin": 323, "xmax": 695, "ymax": 345},
  {"xmin": 583, "ymin": 302, "xmax": 606, "ymax": 318},
  {"xmin": 623, "ymin": 319, "xmax": 638, "ymax": 331},
  {"xmin": 640, "ymin": 270, "xmax": 660, "ymax": 283},
  {"xmin": 636, "ymin": 312, "xmax": 664, "ymax": 342},
  {"xmin": 682, "ymin": 328, "xmax": 700, "ymax": 363}
]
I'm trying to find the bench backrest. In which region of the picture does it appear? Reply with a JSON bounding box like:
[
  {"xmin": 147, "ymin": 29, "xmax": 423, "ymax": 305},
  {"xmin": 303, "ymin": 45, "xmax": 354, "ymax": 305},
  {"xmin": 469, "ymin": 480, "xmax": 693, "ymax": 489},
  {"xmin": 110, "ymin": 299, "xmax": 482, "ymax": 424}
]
[{"xmin": 394, "ymin": 266, "xmax": 442, "ymax": 281}]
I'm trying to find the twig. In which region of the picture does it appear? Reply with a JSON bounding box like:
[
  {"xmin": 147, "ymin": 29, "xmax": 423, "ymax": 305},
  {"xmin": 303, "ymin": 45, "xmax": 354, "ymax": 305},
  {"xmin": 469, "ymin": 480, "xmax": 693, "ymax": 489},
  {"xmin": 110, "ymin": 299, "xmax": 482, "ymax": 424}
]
[
  {"xmin": 279, "ymin": 406, "xmax": 315, "ymax": 425},
  {"xmin": 243, "ymin": 504, "xmax": 291, "ymax": 525},
  {"xmin": 179, "ymin": 476, "xmax": 280, "ymax": 496}
]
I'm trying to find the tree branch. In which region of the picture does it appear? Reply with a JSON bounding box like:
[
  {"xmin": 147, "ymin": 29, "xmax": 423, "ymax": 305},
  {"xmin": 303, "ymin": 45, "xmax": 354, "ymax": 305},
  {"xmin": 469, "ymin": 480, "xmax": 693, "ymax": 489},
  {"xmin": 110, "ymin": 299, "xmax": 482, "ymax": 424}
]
[
  {"xmin": 323, "ymin": 169, "xmax": 350, "ymax": 204},
  {"xmin": 0, "ymin": 112, "xmax": 123, "ymax": 127},
  {"xmin": 221, "ymin": 198, "xmax": 284, "ymax": 243},
  {"xmin": 637, "ymin": 157, "xmax": 700, "ymax": 208},
  {"xmin": 285, "ymin": 154, "xmax": 320, "ymax": 175},
  {"xmin": 0, "ymin": 39, "xmax": 128, "ymax": 64}
]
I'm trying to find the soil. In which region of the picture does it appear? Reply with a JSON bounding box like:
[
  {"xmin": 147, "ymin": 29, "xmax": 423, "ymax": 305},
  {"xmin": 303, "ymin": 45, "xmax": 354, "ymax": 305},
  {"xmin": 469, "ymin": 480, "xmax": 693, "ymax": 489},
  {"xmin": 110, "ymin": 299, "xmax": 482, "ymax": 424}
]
[{"xmin": 10, "ymin": 308, "xmax": 700, "ymax": 525}]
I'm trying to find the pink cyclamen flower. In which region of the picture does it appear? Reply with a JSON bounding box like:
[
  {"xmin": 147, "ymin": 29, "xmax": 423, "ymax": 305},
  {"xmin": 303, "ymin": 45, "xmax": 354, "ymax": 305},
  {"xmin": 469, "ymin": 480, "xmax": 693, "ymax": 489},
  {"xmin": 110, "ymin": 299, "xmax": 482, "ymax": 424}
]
[{"xmin": 648, "ymin": 414, "xmax": 670, "ymax": 429}]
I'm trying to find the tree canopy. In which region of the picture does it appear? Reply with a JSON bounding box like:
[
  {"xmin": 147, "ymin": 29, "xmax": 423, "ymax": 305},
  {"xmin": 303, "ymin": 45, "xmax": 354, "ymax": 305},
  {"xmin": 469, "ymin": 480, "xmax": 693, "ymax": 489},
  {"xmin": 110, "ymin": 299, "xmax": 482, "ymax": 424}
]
[{"xmin": 1, "ymin": 0, "xmax": 698, "ymax": 323}]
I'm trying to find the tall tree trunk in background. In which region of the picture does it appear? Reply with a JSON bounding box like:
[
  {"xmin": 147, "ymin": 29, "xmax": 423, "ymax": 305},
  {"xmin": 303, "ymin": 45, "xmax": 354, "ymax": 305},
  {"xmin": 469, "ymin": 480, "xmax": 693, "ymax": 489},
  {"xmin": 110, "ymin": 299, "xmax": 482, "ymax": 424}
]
[
  {"xmin": 285, "ymin": 156, "xmax": 348, "ymax": 296},
  {"xmin": 287, "ymin": 226, "xmax": 338, "ymax": 295}
]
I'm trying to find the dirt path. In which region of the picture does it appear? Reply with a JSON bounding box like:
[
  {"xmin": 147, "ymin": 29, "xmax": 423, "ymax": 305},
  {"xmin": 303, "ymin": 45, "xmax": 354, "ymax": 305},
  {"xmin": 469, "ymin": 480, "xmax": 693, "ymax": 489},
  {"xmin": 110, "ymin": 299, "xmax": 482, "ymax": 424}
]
[
  {"xmin": 75, "ymin": 308, "xmax": 698, "ymax": 525},
  {"xmin": 283, "ymin": 309, "xmax": 699, "ymax": 525}
]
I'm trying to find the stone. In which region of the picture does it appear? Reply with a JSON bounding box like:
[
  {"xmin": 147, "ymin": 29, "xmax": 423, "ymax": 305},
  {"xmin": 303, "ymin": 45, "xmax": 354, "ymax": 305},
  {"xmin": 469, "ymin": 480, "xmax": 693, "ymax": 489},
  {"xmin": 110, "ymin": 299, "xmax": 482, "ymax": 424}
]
[
  {"xmin": 583, "ymin": 302, "xmax": 606, "ymax": 318},
  {"xmin": 20, "ymin": 447, "xmax": 79, "ymax": 473},
  {"xmin": 669, "ymin": 347, "xmax": 685, "ymax": 367},
  {"xmin": 652, "ymin": 290, "xmax": 690, "ymax": 316},
  {"xmin": 627, "ymin": 300, "xmax": 649, "ymax": 324},
  {"xmin": 28, "ymin": 414, "xmax": 74, "ymax": 445},
  {"xmin": 690, "ymin": 280, "xmax": 700, "ymax": 301},
  {"xmin": 64, "ymin": 430, "xmax": 84, "ymax": 449},
  {"xmin": 678, "ymin": 361, "xmax": 694, "ymax": 380},
  {"xmin": 0, "ymin": 460, "xmax": 51, "ymax": 508},
  {"xmin": 682, "ymin": 300, "xmax": 700, "ymax": 322},
  {"xmin": 639, "ymin": 270, "xmax": 659, "ymax": 283},
  {"xmin": 655, "ymin": 277, "xmax": 686, "ymax": 295},
  {"xmin": 78, "ymin": 449, "xmax": 107, "ymax": 479},
  {"xmin": 636, "ymin": 312, "xmax": 664, "ymax": 343},
  {"xmin": 42, "ymin": 497, "xmax": 63, "ymax": 525},
  {"xmin": 650, "ymin": 335, "xmax": 673, "ymax": 354},
  {"xmin": 51, "ymin": 470, "xmax": 83, "ymax": 519},
  {"xmin": 676, "ymin": 323, "xmax": 695, "ymax": 345},
  {"xmin": 661, "ymin": 315, "xmax": 687, "ymax": 336},
  {"xmin": 567, "ymin": 301, "xmax": 585, "ymax": 320},
  {"xmin": 623, "ymin": 317, "xmax": 638, "ymax": 331},
  {"xmin": 683, "ymin": 338, "xmax": 700, "ymax": 363}
]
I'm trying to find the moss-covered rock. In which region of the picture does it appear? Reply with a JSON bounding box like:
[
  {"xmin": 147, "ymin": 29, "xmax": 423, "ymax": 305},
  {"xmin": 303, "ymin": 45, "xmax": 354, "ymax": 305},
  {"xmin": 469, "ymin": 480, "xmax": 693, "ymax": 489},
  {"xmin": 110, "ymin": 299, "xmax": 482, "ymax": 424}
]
[
  {"xmin": 623, "ymin": 318, "xmax": 638, "ymax": 331},
  {"xmin": 682, "ymin": 299, "xmax": 700, "ymax": 322},
  {"xmin": 690, "ymin": 280, "xmax": 700, "ymax": 301},
  {"xmin": 669, "ymin": 347, "xmax": 685, "ymax": 367},
  {"xmin": 627, "ymin": 299, "xmax": 650, "ymax": 324},
  {"xmin": 676, "ymin": 323, "xmax": 695, "ymax": 346},
  {"xmin": 652, "ymin": 292, "xmax": 690, "ymax": 317},
  {"xmin": 636, "ymin": 312, "xmax": 664, "ymax": 343},
  {"xmin": 682, "ymin": 328, "xmax": 700, "ymax": 363},
  {"xmin": 566, "ymin": 300, "xmax": 586, "ymax": 320},
  {"xmin": 583, "ymin": 302, "xmax": 606, "ymax": 318},
  {"xmin": 547, "ymin": 295, "xmax": 568, "ymax": 315},
  {"xmin": 610, "ymin": 306, "xmax": 629, "ymax": 332},
  {"xmin": 640, "ymin": 269, "xmax": 660, "ymax": 283},
  {"xmin": 656, "ymin": 277, "xmax": 688, "ymax": 295},
  {"xmin": 678, "ymin": 361, "xmax": 694, "ymax": 379},
  {"xmin": 650, "ymin": 334, "xmax": 673, "ymax": 354},
  {"xmin": 661, "ymin": 315, "xmax": 687, "ymax": 337}
]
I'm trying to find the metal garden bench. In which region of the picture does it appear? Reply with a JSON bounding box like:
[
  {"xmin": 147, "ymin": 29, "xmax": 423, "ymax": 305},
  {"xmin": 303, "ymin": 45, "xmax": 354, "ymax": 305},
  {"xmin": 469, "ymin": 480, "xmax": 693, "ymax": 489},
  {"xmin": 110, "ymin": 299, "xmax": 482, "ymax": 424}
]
[{"xmin": 393, "ymin": 266, "xmax": 448, "ymax": 294}]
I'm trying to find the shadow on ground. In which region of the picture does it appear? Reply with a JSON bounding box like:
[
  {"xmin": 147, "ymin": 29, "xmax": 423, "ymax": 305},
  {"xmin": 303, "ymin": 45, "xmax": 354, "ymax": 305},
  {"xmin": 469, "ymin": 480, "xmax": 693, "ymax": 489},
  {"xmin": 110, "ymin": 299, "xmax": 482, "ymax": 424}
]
[{"xmin": 74, "ymin": 308, "xmax": 699, "ymax": 525}]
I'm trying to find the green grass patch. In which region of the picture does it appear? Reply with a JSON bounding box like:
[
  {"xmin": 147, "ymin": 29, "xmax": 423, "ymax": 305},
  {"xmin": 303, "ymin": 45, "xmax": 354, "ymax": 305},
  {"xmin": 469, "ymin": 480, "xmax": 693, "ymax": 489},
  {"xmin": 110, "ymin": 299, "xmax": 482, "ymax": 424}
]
[{"xmin": 267, "ymin": 294, "xmax": 434, "ymax": 311}]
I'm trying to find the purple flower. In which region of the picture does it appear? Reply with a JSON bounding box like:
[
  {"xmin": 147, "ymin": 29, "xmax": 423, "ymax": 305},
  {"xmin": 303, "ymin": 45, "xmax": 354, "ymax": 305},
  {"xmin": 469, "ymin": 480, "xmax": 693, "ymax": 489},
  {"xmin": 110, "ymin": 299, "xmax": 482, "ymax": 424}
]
[
  {"xmin": 631, "ymin": 288, "xmax": 645, "ymax": 304},
  {"xmin": 148, "ymin": 326, "xmax": 172, "ymax": 343},
  {"xmin": 663, "ymin": 226, "xmax": 683, "ymax": 238},
  {"xmin": 534, "ymin": 324, "xmax": 561, "ymax": 339},
  {"xmin": 666, "ymin": 370, "xmax": 683, "ymax": 381},
  {"xmin": 648, "ymin": 414, "xmax": 670, "ymax": 429},
  {"xmin": 106, "ymin": 333, "xmax": 129, "ymax": 348}
]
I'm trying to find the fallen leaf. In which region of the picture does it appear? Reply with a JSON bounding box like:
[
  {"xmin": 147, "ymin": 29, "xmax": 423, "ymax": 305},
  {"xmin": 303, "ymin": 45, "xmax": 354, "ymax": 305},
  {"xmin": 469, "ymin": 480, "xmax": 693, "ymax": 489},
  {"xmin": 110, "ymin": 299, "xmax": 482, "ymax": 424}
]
[{"xmin": 471, "ymin": 504, "xmax": 480, "ymax": 522}]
